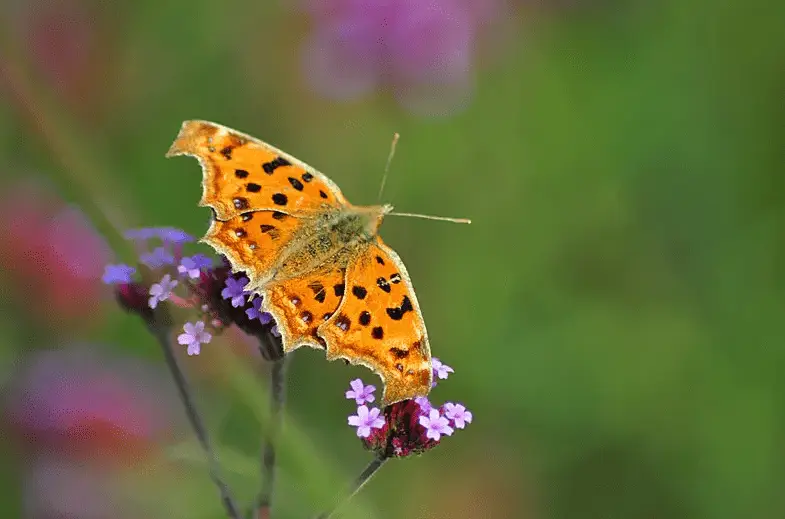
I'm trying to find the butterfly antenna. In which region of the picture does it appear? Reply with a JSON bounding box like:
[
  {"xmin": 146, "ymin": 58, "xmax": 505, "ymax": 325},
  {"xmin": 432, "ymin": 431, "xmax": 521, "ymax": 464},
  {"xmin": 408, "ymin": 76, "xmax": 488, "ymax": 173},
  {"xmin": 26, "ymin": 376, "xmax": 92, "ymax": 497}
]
[
  {"xmin": 378, "ymin": 134, "xmax": 471, "ymax": 224},
  {"xmin": 388, "ymin": 211, "xmax": 471, "ymax": 225},
  {"xmin": 378, "ymin": 133, "xmax": 400, "ymax": 201}
]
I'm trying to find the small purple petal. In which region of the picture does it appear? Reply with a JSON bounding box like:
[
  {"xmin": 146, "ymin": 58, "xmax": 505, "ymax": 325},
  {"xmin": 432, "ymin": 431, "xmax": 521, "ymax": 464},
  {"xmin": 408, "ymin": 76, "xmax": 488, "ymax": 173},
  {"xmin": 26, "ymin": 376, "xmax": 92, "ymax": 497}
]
[
  {"xmin": 432, "ymin": 357, "xmax": 454, "ymax": 380},
  {"xmin": 418, "ymin": 408, "xmax": 453, "ymax": 441},
  {"xmin": 102, "ymin": 264, "xmax": 135, "ymax": 285},
  {"xmin": 345, "ymin": 378, "xmax": 376, "ymax": 404},
  {"xmin": 414, "ymin": 396, "xmax": 432, "ymax": 414},
  {"xmin": 221, "ymin": 276, "xmax": 249, "ymax": 307},
  {"xmin": 154, "ymin": 227, "xmax": 194, "ymax": 244},
  {"xmin": 246, "ymin": 297, "xmax": 273, "ymax": 324},
  {"xmin": 124, "ymin": 227, "xmax": 194, "ymax": 245},
  {"xmin": 349, "ymin": 379, "xmax": 365, "ymax": 394},
  {"xmin": 443, "ymin": 402, "xmax": 472, "ymax": 429},
  {"xmin": 178, "ymin": 254, "xmax": 213, "ymax": 279},
  {"xmin": 148, "ymin": 274, "xmax": 178, "ymax": 309},
  {"xmin": 177, "ymin": 321, "xmax": 212, "ymax": 356},
  {"xmin": 348, "ymin": 404, "xmax": 385, "ymax": 438},
  {"xmin": 140, "ymin": 247, "xmax": 175, "ymax": 269}
]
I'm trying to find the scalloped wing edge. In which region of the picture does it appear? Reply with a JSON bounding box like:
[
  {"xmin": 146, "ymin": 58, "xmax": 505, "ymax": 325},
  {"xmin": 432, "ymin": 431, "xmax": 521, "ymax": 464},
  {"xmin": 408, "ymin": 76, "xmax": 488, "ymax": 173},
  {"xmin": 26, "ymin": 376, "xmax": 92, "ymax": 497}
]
[
  {"xmin": 199, "ymin": 219, "xmax": 272, "ymax": 292},
  {"xmin": 259, "ymin": 287, "xmax": 328, "ymax": 353},
  {"xmin": 165, "ymin": 120, "xmax": 348, "ymax": 220}
]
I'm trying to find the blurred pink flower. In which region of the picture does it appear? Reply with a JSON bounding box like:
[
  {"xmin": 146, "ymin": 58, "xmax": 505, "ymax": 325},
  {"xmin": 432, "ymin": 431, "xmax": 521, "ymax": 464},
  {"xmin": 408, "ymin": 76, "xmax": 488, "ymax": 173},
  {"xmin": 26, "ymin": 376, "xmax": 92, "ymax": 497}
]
[
  {"xmin": 6, "ymin": 346, "xmax": 184, "ymax": 519},
  {"xmin": 300, "ymin": 0, "xmax": 508, "ymax": 116},
  {"xmin": 0, "ymin": 181, "xmax": 110, "ymax": 324},
  {"xmin": 24, "ymin": 456, "xmax": 130, "ymax": 519},
  {"xmin": 6, "ymin": 345, "xmax": 178, "ymax": 462},
  {"xmin": 3, "ymin": 0, "xmax": 111, "ymax": 111}
]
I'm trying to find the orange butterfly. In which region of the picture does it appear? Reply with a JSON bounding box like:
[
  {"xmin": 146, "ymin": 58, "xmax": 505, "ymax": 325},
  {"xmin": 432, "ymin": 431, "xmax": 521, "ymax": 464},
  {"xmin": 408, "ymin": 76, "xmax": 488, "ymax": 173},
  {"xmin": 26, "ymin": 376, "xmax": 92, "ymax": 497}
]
[{"xmin": 166, "ymin": 121, "xmax": 453, "ymax": 405}]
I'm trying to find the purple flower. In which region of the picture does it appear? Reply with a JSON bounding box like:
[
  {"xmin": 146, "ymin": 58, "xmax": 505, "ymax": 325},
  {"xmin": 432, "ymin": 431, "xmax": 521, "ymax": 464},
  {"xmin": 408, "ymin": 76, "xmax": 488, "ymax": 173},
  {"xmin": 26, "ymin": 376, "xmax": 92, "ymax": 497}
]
[
  {"xmin": 345, "ymin": 356, "xmax": 470, "ymax": 457},
  {"xmin": 345, "ymin": 378, "xmax": 376, "ymax": 405},
  {"xmin": 432, "ymin": 357, "xmax": 454, "ymax": 380},
  {"xmin": 246, "ymin": 297, "xmax": 273, "ymax": 324},
  {"xmin": 102, "ymin": 264, "xmax": 135, "ymax": 285},
  {"xmin": 414, "ymin": 396, "xmax": 433, "ymax": 414},
  {"xmin": 221, "ymin": 276, "xmax": 250, "ymax": 307},
  {"xmin": 418, "ymin": 408, "xmax": 454, "ymax": 441},
  {"xmin": 140, "ymin": 246, "xmax": 175, "ymax": 269},
  {"xmin": 177, "ymin": 321, "xmax": 212, "ymax": 355},
  {"xmin": 301, "ymin": 0, "xmax": 504, "ymax": 116},
  {"xmin": 124, "ymin": 227, "xmax": 194, "ymax": 245},
  {"xmin": 148, "ymin": 274, "xmax": 178, "ymax": 309},
  {"xmin": 348, "ymin": 405, "xmax": 385, "ymax": 438},
  {"xmin": 443, "ymin": 402, "xmax": 472, "ymax": 429},
  {"xmin": 124, "ymin": 228, "xmax": 159, "ymax": 241},
  {"xmin": 155, "ymin": 227, "xmax": 194, "ymax": 244},
  {"xmin": 271, "ymin": 325, "xmax": 281, "ymax": 338},
  {"xmin": 177, "ymin": 254, "xmax": 212, "ymax": 279}
]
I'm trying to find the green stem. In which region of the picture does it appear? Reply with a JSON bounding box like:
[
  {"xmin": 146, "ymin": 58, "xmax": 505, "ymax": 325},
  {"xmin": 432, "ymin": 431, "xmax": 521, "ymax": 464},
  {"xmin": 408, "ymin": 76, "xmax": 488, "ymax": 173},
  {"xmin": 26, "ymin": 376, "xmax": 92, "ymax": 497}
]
[
  {"xmin": 255, "ymin": 354, "xmax": 289, "ymax": 517},
  {"xmin": 148, "ymin": 322, "xmax": 242, "ymax": 519},
  {"xmin": 315, "ymin": 454, "xmax": 389, "ymax": 519}
]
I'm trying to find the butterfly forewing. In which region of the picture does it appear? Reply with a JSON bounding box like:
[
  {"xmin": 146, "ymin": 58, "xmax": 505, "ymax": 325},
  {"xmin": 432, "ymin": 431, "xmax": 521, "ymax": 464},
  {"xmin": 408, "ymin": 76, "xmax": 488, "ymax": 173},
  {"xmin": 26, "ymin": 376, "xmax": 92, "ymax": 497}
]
[
  {"xmin": 167, "ymin": 120, "xmax": 347, "ymax": 220},
  {"xmin": 202, "ymin": 210, "xmax": 305, "ymax": 287}
]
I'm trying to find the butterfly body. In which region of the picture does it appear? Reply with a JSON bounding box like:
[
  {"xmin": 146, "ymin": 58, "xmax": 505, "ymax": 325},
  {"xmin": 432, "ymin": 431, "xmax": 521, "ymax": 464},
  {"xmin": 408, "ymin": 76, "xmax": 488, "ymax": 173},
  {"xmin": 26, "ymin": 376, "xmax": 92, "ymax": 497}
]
[
  {"xmin": 266, "ymin": 204, "xmax": 389, "ymax": 286},
  {"xmin": 167, "ymin": 121, "xmax": 432, "ymax": 404}
]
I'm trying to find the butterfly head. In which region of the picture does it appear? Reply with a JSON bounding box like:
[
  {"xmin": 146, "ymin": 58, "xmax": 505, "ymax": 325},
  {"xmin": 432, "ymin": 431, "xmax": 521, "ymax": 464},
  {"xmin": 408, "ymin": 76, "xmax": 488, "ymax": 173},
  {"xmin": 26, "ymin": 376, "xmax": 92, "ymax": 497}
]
[
  {"xmin": 354, "ymin": 203, "xmax": 394, "ymax": 239},
  {"xmin": 378, "ymin": 203, "xmax": 394, "ymax": 224}
]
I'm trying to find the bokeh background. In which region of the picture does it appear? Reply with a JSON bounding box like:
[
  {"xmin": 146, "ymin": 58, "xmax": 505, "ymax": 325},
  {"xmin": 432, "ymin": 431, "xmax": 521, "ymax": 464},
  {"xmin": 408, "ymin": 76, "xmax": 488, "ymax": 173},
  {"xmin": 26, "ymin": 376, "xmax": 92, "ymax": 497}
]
[{"xmin": 1, "ymin": 0, "xmax": 784, "ymax": 518}]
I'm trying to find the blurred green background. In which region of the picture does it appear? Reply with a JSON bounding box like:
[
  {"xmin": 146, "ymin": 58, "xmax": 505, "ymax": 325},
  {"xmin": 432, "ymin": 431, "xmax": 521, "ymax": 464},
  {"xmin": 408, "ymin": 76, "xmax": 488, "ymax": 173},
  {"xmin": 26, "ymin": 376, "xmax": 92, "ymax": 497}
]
[{"xmin": 1, "ymin": 0, "xmax": 784, "ymax": 518}]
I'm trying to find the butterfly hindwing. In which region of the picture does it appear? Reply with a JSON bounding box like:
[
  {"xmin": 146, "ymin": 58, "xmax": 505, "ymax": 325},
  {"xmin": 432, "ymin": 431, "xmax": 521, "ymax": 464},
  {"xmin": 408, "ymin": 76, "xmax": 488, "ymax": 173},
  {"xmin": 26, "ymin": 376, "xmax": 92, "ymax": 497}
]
[
  {"xmin": 262, "ymin": 268, "xmax": 345, "ymax": 352},
  {"xmin": 318, "ymin": 237, "xmax": 432, "ymax": 405}
]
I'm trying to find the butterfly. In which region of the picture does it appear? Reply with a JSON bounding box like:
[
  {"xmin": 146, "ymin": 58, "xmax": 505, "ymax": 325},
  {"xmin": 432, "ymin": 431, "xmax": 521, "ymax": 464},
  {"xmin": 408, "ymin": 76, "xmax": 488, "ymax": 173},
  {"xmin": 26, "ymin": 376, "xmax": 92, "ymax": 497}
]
[{"xmin": 166, "ymin": 120, "xmax": 434, "ymax": 405}]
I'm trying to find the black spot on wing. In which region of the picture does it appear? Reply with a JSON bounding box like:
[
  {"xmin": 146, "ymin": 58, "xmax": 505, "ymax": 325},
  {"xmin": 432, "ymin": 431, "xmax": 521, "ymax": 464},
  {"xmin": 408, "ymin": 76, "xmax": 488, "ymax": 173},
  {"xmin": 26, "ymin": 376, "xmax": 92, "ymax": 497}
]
[
  {"xmin": 334, "ymin": 314, "xmax": 350, "ymax": 332},
  {"xmin": 262, "ymin": 156, "xmax": 291, "ymax": 174},
  {"xmin": 359, "ymin": 311, "xmax": 371, "ymax": 326},
  {"xmin": 390, "ymin": 347, "xmax": 409, "ymax": 359},
  {"xmin": 376, "ymin": 277, "xmax": 391, "ymax": 293},
  {"xmin": 386, "ymin": 296, "xmax": 413, "ymax": 321},
  {"xmin": 288, "ymin": 177, "xmax": 304, "ymax": 191},
  {"xmin": 308, "ymin": 281, "xmax": 326, "ymax": 303}
]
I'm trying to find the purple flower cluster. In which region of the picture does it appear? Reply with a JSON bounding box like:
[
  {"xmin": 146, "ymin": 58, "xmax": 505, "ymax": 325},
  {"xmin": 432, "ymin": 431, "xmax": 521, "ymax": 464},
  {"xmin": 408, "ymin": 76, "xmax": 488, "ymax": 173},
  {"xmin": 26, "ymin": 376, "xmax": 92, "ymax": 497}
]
[
  {"xmin": 344, "ymin": 357, "xmax": 472, "ymax": 458},
  {"xmin": 102, "ymin": 226, "xmax": 280, "ymax": 355},
  {"xmin": 300, "ymin": 0, "xmax": 508, "ymax": 116}
]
